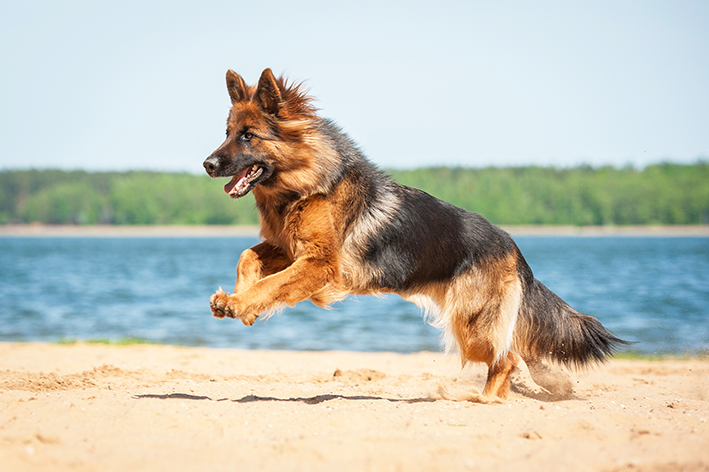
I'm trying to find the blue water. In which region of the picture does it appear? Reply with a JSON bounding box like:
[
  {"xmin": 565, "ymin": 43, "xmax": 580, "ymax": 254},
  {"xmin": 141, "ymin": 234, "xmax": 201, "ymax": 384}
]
[{"xmin": 0, "ymin": 236, "xmax": 707, "ymax": 354}]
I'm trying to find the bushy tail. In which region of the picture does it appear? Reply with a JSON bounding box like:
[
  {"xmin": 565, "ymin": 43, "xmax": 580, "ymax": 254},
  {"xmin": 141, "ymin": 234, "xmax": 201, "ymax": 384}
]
[{"xmin": 513, "ymin": 278, "xmax": 630, "ymax": 369}]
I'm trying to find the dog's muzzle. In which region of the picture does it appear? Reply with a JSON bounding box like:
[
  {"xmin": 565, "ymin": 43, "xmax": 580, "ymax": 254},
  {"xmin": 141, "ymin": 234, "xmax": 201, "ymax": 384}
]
[{"xmin": 203, "ymin": 156, "xmax": 220, "ymax": 176}]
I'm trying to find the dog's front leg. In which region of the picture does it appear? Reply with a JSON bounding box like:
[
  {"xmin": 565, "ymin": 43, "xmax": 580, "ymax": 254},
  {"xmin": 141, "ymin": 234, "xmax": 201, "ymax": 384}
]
[
  {"xmin": 210, "ymin": 242, "xmax": 291, "ymax": 321},
  {"xmin": 211, "ymin": 195, "xmax": 339, "ymax": 325},
  {"xmin": 210, "ymin": 255, "xmax": 335, "ymax": 326},
  {"xmin": 233, "ymin": 242, "xmax": 292, "ymax": 294}
]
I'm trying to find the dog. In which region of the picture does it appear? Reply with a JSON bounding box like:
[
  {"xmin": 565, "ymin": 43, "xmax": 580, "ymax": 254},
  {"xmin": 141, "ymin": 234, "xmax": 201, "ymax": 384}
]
[{"xmin": 203, "ymin": 68, "xmax": 629, "ymax": 401}]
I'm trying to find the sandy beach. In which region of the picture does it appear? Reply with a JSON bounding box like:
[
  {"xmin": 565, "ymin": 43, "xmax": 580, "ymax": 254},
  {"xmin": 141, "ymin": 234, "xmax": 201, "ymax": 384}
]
[{"xmin": 1, "ymin": 342, "xmax": 708, "ymax": 471}]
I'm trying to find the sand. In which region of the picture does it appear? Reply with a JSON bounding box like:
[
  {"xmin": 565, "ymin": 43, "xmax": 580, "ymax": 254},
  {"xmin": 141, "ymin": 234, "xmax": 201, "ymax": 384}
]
[{"xmin": 1, "ymin": 343, "xmax": 708, "ymax": 471}]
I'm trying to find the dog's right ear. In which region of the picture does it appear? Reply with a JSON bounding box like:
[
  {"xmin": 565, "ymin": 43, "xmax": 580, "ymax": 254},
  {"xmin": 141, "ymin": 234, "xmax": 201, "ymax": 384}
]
[{"xmin": 226, "ymin": 70, "xmax": 248, "ymax": 104}]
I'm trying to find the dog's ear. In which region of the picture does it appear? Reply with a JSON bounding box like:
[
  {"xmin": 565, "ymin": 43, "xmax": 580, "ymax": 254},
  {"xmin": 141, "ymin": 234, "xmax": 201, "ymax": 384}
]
[
  {"xmin": 256, "ymin": 68, "xmax": 282, "ymax": 115},
  {"xmin": 226, "ymin": 70, "xmax": 248, "ymax": 104}
]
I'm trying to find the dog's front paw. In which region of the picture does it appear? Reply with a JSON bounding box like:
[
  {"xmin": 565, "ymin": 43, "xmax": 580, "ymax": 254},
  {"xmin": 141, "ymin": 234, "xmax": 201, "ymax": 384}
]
[
  {"xmin": 210, "ymin": 288, "xmax": 234, "ymax": 319},
  {"xmin": 209, "ymin": 288, "xmax": 259, "ymax": 326}
]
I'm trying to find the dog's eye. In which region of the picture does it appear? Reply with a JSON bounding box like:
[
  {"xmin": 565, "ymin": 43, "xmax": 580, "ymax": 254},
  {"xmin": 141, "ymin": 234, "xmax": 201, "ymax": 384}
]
[{"xmin": 242, "ymin": 132, "xmax": 254, "ymax": 141}]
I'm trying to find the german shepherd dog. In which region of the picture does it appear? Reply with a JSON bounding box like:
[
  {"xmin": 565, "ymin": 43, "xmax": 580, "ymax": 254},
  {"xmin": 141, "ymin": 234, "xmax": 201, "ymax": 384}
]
[{"xmin": 203, "ymin": 68, "xmax": 628, "ymax": 401}]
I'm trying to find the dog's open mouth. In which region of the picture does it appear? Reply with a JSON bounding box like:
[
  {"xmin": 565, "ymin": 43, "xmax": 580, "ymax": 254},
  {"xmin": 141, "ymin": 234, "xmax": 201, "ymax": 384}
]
[{"xmin": 224, "ymin": 164, "xmax": 264, "ymax": 198}]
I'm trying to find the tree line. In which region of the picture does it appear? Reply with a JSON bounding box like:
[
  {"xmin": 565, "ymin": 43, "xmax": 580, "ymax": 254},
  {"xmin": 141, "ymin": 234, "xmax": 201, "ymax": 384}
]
[{"xmin": 1, "ymin": 163, "xmax": 707, "ymax": 226}]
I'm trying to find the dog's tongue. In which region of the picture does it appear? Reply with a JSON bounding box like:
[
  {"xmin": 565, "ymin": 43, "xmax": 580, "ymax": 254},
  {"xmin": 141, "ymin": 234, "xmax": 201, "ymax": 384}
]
[{"xmin": 224, "ymin": 168, "xmax": 250, "ymax": 195}]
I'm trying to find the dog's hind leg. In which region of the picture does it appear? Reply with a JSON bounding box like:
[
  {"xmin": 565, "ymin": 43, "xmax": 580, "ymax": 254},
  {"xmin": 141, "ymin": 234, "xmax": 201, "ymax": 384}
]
[
  {"xmin": 452, "ymin": 330, "xmax": 520, "ymax": 401},
  {"xmin": 440, "ymin": 337, "xmax": 519, "ymax": 402},
  {"xmin": 448, "ymin": 265, "xmax": 523, "ymax": 402},
  {"xmin": 482, "ymin": 351, "xmax": 520, "ymax": 399},
  {"xmin": 450, "ymin": 314, "xmax": 520, "ymax": 401}
]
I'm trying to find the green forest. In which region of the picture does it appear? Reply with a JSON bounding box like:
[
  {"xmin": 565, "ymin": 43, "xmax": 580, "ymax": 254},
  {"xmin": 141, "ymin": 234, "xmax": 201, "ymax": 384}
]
[{"xmin": 1, "ymin": 163, "xmax": 708, "ymax": 226}]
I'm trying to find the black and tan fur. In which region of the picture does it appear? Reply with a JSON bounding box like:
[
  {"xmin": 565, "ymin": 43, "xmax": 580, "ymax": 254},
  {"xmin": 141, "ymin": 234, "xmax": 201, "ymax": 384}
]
[{"xmin": 203, "ymin": 68, "xmax": 628, "ymax": 401}]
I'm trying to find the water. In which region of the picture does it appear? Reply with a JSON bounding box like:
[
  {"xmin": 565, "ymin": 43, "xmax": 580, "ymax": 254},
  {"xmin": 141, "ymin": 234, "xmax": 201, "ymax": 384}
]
[{"xmin": 0, "ymin": 236, "xmax": 707, "ymax": 354}]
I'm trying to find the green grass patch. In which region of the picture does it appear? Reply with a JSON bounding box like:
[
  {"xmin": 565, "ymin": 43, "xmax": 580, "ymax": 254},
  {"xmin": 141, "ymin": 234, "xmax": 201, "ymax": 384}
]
[
  {"xmin": 56, "ymin": 337, "xmax": 158, "ymax": 346},
  {"xmin": 614, "ymin": 350, "xmax": 709, "ymax": 361}
]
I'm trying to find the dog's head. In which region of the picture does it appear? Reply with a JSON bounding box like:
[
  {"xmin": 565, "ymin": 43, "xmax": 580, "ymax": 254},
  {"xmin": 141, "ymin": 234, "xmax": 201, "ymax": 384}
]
[{"xmin": 203, "ymin": 68, "xmax": 317, "ymax": 199}]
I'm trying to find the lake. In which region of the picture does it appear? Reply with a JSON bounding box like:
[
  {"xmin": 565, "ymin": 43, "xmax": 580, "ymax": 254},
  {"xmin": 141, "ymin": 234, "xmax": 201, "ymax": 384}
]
[{"xmin": 0, "ymin": 236, "xmax": 707, "ymax": 354}]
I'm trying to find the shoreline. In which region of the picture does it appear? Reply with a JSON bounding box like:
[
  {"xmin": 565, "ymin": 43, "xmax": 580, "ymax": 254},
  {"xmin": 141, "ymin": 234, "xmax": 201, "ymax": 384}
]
[
  {"xmin": 2, "ymin": 223, "xmax": 709, "ymax": 238},
  {"xmin": 6, "ymin": 338, "xmax": 709, "ymax": 359}
]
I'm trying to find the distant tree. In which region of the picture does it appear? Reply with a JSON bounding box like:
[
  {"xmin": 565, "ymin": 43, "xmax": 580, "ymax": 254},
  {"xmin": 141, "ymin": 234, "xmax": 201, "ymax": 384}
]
[{"xmin": 1, "ymin": 163, "xmax": 707, "ymax": 226}]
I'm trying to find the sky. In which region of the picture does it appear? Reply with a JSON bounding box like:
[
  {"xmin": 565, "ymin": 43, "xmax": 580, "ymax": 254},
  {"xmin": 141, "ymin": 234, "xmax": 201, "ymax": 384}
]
[{"xmin": 1, "ymin": 1, "xmax": 708, "ymax": 173}]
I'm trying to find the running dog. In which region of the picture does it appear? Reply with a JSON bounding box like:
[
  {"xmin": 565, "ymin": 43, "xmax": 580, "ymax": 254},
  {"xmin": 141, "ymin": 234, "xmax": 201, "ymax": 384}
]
[{"xmin": 203, "ymin": 68, "xmax": 628, "ymax": 401}]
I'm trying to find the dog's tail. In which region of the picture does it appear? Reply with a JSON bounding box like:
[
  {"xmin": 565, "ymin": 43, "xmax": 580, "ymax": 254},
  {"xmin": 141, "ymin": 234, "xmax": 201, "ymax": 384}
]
[{"xmin": 512, "ymin": 277, "xmax": 630, "ymax": 369}]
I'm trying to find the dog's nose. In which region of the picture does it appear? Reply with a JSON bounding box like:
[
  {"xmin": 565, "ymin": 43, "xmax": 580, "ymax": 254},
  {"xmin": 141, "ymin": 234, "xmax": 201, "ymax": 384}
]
[{"xmin": 203, "ymin": 156, "xmax": 219, "ymax": 174}]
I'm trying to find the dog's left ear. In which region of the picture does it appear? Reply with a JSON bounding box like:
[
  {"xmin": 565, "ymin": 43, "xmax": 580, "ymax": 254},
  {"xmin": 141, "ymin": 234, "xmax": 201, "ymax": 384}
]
[{"xmin": 256, "ymin": 68, "xmax": 282, "ymax": 115}]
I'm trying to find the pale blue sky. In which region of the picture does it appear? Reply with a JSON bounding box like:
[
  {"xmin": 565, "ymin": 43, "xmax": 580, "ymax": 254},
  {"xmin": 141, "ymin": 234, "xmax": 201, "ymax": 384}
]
[{"xmin": 1, "ymin": 1, "xmax": 707, "ymax": 172}]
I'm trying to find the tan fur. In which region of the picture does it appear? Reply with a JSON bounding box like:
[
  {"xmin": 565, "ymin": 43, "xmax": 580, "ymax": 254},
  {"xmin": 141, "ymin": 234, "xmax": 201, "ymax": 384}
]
[{"xmin": 398, "ymin": 253, "xmax": 523, "ymax": 400}]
